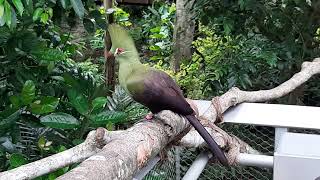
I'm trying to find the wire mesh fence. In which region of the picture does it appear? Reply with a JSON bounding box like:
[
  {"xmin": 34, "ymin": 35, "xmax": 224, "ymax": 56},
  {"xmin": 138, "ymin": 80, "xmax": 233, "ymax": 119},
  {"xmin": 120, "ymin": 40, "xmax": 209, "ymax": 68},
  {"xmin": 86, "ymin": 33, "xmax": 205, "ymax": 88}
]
[{"xmin": 144, "ymin": 124, "xmax": 274, "ymax": 180}]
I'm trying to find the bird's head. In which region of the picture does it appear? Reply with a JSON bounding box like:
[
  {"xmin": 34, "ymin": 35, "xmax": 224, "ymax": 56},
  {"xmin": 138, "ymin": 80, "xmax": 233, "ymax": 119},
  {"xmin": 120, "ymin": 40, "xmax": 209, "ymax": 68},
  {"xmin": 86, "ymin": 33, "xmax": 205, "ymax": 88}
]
[{"xmin": 108, "ymin": 24, "xmax": 140, "ymax": 63}]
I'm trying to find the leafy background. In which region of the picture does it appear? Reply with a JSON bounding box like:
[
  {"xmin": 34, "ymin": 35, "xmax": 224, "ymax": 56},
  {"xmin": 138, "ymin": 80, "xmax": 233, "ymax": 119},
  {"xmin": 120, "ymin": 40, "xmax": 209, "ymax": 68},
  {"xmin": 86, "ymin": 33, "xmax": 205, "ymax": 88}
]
[{"xmin": 0, "ymin": 0, "xmax": 320, "ymax": 179}]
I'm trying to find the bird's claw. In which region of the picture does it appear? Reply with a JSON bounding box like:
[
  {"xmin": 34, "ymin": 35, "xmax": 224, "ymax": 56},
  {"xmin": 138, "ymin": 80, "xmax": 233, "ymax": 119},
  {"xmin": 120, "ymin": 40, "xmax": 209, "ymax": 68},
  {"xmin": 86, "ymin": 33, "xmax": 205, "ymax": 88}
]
[{"xmin": 145, "ymin": 112, "xmax": 154, "ymax": 120}]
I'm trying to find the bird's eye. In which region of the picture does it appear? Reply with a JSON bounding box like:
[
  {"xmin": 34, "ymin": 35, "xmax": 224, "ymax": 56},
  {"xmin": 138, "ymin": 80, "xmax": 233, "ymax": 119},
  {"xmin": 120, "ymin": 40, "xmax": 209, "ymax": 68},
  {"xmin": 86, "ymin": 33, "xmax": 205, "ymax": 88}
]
[{"xmin": 117, "ymin": 48, "xmax": 125, "ymax": 54}]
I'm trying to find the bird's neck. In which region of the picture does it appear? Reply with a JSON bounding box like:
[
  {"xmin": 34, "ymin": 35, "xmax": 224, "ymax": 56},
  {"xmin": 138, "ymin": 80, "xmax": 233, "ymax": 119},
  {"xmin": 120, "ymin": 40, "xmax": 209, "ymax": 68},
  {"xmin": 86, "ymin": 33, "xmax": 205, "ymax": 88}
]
[{"xmin": 118, "ymin": 57, "xmax": 145, "ymax": 90}]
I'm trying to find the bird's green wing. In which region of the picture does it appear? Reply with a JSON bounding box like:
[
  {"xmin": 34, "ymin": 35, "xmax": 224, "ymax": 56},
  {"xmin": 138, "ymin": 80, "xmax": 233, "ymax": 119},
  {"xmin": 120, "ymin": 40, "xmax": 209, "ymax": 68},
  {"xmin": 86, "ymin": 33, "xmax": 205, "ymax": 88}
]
[{"xmin": 108, "ymin": 24, "xmax": 139, "ymax": 59}]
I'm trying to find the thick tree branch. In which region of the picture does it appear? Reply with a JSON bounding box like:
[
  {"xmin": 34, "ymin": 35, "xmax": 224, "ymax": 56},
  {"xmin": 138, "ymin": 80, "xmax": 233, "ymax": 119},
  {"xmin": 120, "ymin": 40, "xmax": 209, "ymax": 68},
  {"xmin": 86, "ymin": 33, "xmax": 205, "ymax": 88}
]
[{"xmin": 1, "ymin": 58, "xmax": 320, "ymax": 180}]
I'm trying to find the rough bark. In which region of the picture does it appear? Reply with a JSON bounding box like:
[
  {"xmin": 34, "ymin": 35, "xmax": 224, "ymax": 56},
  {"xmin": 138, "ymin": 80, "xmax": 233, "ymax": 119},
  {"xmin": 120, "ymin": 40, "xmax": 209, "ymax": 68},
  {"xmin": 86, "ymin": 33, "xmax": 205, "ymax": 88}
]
[
  {"xmin": 0, "ymin": 129, "xmax": 109, "ymax": 180},
  {"xmin": 171, "ymin": 0, "xmax": 196, "ymax": 73},
  {"xmin": 1, "ymin": 58, "xmax": 320, "ymax": 180}
]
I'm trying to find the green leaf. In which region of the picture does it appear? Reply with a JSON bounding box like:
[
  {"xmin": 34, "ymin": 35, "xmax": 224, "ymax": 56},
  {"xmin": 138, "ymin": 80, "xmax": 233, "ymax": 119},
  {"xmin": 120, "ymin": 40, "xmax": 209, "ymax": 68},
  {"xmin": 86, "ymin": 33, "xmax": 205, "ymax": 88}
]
[
  {"xmin": 92, "ymin": 97, "xmax": 107, "ymax": 112},
  {"xmin": 40, "ymin": 12, "xmax": 48, "ymax": 23},
  {"xmin": 262, "ymin": 51, "xmax": 278, "ymax": 67},
  {"xmin": 30, "ymin": 96, "xmax": 59, "ymax": 115},
  {"xmin": 4, "ymin": 0, "xmax": 11, "ymax": 27},
  {"xmin": 95, "ymin": 17, "xmax": 106, "ymax": 29},
  {"xmin": 9, "ymin": 153, "xmax": 27, "ymax": 168},
  {"xmin": 48, "ymin": 7, "xmax": 53, "ymax": 17},
  {"xmin": 62, "ymin": 73, "xmax": 78, "ymax": 87},
  {"xmin": 223, "ymin": 21, "xmax": 233, "ymax": 35},
  {"xmin": 10, "ymin": 6, "xmax": 16, "ymax": 29},
  {"xmin": 149, "ymin": 45, "xmax": 161, "ymax": 51},
  {"xmin": 32, "ymin": 8, "xmax": 43, "ymax": 21},
  {"xmin": 12, "ymin": 0, "xmax": 24, "ymax": 16},
  {"xmin": 9, "ymin": 95, "xmax": 22, "ymax": 108},
  {"xmin": 0, "ymin": 26, "xmax": 10, "ymax": 44},
  {"xmin": 47, "ymin": 61, "xmax": 55, "ymax": 73},
  {"xmin": 0, "ymin": 15, "xmax": 5, "ymax": 26},
  {"xmin": 0, "ymin": 4, "xmax": 4, "ymax": 17},
  {"xmin": 51, "ymin": 75, "xmax": 64, "ymax": 82},
  {"xmin": 0, "ymin": 0, "xmax": 4, "ymax": 4},
  {"xmin": 83, "ymin": 18, "xmax": 95, "ymax": 33},
  {"xmin": 0, "ymin": 109, "xmax": 20, "ymax": 130},
  {"xmin": 31, "ymin": 48, "xmax": 65, "ymax": 62},
  {"xmin": 70, "ymin": 0, "xmax": 84, "ymax": 18},
  {"xmin": 72, "ymin": 139, "xmax": 83, "ymax": 145},
  {"xmin": 90, "ymin": 111, "xmax": 127, "ymax": 125},
  {"xmin": 38, "ymin": 135, "xmax": 46, "ymax": 148},
  {"xmin": 60, "ymin": 0, "xmax": 66, "ymax": 9},
  {"xmin": 21, "ymin": 80, "xmax": 35, "ymax": 105},
  {"xmin": 150, "ymin": 26, "xmax": 160, "ymax": 33},
  {"xmin": 67, "ymin": 89, "xmax": 89, "ymax": 115},
  {"xmin": 24, "ymin": 0, "xmax": 33, "ymax": 13},
  {"xmin": 238, "ymin": 0, "xmax": 245, "ymax": 10},
  {"xmin": 40, "ymin": 113, "xmax": 80, "ymax": 129}
]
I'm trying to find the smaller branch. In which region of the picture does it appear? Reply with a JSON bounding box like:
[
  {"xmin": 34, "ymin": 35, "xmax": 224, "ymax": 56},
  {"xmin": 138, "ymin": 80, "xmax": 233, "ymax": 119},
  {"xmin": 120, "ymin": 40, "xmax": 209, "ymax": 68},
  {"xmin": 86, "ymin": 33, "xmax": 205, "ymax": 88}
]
[
  {"xmin": 0, "ymin": 129, "xmax": 112, "ymax": 180},
  {"xmin": 180, "ymin": 58, "xmax": 320, "ymax": 154},
  {"xmin": 200, "ymin": 58, "xmax": 320, "ymax": 122}
]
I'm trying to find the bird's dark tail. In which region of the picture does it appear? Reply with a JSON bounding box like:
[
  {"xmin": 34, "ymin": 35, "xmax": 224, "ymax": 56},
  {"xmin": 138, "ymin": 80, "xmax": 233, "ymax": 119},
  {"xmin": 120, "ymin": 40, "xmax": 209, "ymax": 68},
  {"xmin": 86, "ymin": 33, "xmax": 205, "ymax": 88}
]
[{"xmin": 185, "ymin": 115, "xmax": 228, "ymax": 166}]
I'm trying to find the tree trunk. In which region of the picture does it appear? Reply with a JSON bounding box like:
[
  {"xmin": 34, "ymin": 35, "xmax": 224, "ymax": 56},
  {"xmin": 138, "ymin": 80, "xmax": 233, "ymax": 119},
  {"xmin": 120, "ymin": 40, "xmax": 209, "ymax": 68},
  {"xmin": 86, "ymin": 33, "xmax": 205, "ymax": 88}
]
[
  {"xmin": 171, "ymin": 0, "xmax": 196, "ymax": 73},
  {"xmin": 104, "ymin": 0, "xmax": 116, "ymax": 92}
]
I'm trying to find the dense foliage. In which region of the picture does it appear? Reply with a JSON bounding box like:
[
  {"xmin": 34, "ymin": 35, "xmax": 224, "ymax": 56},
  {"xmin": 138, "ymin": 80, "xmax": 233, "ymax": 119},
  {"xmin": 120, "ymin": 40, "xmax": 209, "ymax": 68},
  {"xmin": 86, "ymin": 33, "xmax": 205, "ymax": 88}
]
[
  {"xmin": 0, "ymin": 0, "xmax": 147, "ymax": 175},
  {"xmin": 0, "ymin": 0, "xmax": 319, "ymax": 178}
]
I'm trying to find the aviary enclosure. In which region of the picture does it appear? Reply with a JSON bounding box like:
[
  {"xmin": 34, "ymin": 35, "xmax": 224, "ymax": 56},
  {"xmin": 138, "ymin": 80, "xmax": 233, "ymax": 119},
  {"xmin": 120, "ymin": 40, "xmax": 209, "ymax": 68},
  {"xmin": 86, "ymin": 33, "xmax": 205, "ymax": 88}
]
[{"xmin": 0, "ymin": 0, "xmax": 320, "ymax": 179}]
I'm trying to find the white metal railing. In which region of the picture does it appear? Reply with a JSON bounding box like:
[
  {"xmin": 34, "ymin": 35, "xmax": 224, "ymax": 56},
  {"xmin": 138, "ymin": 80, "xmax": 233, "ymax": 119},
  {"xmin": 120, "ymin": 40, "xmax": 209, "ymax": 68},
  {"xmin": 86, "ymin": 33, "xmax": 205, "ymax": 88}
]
[{"xmin": 133, "ymin": 102, "xmax": 320, "ymax": 180}]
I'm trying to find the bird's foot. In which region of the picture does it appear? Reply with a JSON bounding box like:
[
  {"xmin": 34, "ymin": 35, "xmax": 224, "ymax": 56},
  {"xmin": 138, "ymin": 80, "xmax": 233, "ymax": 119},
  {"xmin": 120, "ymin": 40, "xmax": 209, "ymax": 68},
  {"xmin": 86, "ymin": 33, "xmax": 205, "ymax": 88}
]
[{"xmin": 144, "ymin": 112, "xmax": 154, "ymax": 120}]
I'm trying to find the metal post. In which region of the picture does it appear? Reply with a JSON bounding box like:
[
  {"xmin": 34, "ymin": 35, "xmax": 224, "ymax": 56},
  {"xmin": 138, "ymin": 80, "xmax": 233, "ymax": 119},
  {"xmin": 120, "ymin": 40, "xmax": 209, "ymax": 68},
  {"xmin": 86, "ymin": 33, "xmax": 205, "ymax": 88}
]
[
  {"xmin": 132, "ymin": 156, "xmax": 160, "ymax": 180},
  {"xmin": 237, "ymin": 153, "xmax": 273, "ymax": 168},
  {"xmin": 182, "ymin": 152, "xmax": 274, "ymax": 180},
  {"xmin": 275, "ymin": 128, "xmax": 288, "ymax": 151},
  {"xmin": 182, "ymin": 151, "xmax": 212, "ymax": 180},
  {"xmin": 175, "ymin": 147, "xmax": 181, "ymax": 180}
]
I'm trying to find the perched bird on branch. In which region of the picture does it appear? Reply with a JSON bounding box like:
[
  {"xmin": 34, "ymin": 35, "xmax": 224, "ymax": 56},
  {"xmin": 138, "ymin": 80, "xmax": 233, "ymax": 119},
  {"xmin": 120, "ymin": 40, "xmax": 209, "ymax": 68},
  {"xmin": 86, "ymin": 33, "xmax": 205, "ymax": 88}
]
[{"xmin": 108, "ymin": 24, "xmax": 228, "ymax": 165}]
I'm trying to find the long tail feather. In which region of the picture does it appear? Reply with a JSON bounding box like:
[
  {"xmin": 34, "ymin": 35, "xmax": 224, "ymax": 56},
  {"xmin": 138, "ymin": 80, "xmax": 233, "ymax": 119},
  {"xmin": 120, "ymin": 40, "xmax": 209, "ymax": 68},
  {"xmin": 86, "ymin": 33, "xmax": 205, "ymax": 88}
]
[{"xmin": 186, "ymin": 115, "xmax": 228, "ymax": 165}]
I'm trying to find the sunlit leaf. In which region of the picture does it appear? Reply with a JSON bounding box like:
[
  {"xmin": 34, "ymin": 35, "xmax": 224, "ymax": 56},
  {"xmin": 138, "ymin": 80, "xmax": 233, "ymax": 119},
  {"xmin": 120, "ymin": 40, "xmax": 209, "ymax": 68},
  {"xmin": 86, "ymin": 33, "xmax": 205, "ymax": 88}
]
[
  {"xmin": 21, "ymin": 80, "xmax": 35, "ymax": 105},
  {"xmin": 67, "ymin": 89, "xmax": 89, "ymax": 115},
  {"xmin": 40, "ymin": 112, "xmax": 80, "ymax": 129},
  {"xmin": 4, "ymin": 0, "xmax": 11, "ymax": 27},
  {"xmin": 31, "ymin": 48, "xmax": 65, "ymax": 62},
  {"xmin": 32, "ymin": 7, "xmax": 43, "ymax": 21},
  {"xmin": 92, "ymin": 97, "xmax": 107, "ymax": 112},
  {"xmin": 0, "ymin": 4, "xmax": 4, "ymax": 17},
  {"xmin": 40, "ymin": 12, "xmax": 48, "ymax": 23},
  {"xmin": 48, "ymin": 7, "xmax": 53, "ymax": 17},
  {"xmin": 9, "ymin": 153, "xmax": 27, "ymax": 168},
  {"xmin": 30, "ymin": 96, "xmax": 59, "ymax": 115},
  {"xmin": 70, "ymin": 0, "xmax": 84, "ymax": 18},
  {"xmin": 12, "ymin": 0, "xmax": 24, "ymax": 16},
  {"xmin": 90, "ymin": 111, "xmax": 127, "ymax": 125}
]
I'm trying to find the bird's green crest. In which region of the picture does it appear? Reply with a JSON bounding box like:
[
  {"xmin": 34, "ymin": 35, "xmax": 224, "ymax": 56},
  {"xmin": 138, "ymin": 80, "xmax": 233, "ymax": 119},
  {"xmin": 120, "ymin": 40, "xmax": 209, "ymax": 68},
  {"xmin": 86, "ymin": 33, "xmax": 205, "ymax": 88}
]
[{"xmin": 108, "ymin": 24, "xmax": 139, "ymax": 59}]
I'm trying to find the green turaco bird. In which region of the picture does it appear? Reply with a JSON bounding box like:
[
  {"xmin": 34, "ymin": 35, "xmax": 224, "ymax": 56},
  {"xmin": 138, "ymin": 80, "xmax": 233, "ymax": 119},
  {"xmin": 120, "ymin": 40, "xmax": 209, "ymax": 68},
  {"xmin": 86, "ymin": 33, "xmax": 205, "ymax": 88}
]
[{"xmin": 108, "ymin": 24, "xmax": 228, "ymax": 165}]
